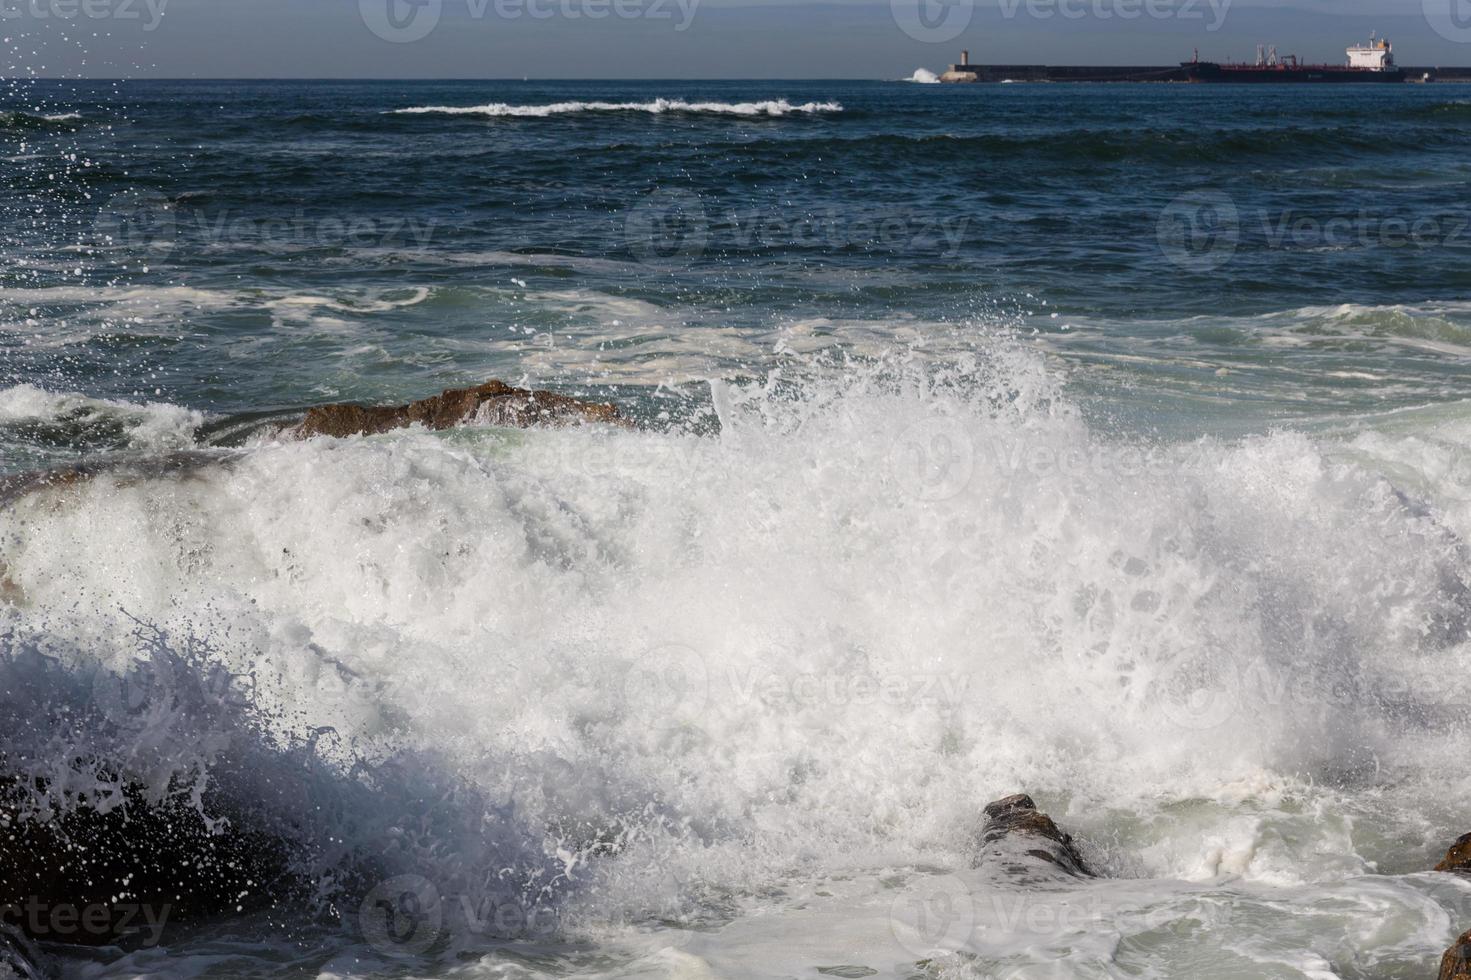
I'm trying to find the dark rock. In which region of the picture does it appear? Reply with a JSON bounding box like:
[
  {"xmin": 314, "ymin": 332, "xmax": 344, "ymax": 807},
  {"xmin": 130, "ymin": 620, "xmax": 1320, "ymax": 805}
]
[
  {"xmin": 287, "ymin": 380, "xmax": 626, "ymax": 440},
  {"xmin": 1441, "ymin": 928, "xmax": 1471, "ymax": 980},
  {"xmin": 0, "ymin": 922, "xmax": 46, "ymax": 979},
  {"xmin": 1437, "ymin": 834, "xmax": 1471, "ymax": 873},
  {"xmin": 0, "ymin": 777, "xmax": 292, "ymax": 948},
  {"xmin": 974, "ymin": 793, "xmax": 1093, "ymax": 879}
]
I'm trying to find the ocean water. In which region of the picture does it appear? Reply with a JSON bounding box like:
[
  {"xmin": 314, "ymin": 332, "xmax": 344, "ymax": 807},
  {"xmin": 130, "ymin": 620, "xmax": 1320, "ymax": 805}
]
[{"xmin": 2, "ymin": 79, "xmax": 1471, "ymax": 978}]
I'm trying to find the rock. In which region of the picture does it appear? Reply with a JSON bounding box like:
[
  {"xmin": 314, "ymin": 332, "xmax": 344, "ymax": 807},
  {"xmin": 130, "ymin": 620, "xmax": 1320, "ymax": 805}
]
[
  {"xmin": 287, "ymin": 380, "xmax": 626, "ymax": 440},
  {"xmin": 1441, "ymin": 929, "xmax": 1471, "ymax": 980},
  {"xmin": 1437, "ymin": 834, "xmax": 1471, "ymax": 873},
  {"xmin": 0, "ymin": 776, "xmax": 291, "ymax": 948},
  {"xmin": 0, "ymin": 922, "xmax": 46, "ymax": 979},
  {"xmin": 974, "ymin": 793, "xmax": 1093, "ymax": 879}
]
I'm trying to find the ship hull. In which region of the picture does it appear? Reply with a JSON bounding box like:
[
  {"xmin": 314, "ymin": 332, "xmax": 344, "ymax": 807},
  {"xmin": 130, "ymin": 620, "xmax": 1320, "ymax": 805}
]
[{"xmin": 1183, "ymin": 62, "xmax": 1406, "ymax": 83}]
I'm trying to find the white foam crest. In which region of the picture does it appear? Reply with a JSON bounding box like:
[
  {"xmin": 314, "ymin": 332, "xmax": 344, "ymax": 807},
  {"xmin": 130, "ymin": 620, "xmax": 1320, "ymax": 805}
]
[
  {"xmin": 907, "ymin": 69, "xmax": 941, "ymax": 84},
  {"xmin": 2, "ymin": 344, "xmax": 1470, "ymax": 960},
  {"xmin": 0, "ymin": 384, "xmax": 204, "ymax": 453},
  {"xmin": 389, "ymin": 98, "xmax": 844, "ymax": 118}
]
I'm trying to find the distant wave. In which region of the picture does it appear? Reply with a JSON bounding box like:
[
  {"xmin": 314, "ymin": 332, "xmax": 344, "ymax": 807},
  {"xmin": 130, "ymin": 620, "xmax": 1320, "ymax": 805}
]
[
  {"xmin": 0, "ymin": 109, "xmax": 82, "ymax": 130},
  {"xmin": 389, "ymin": 98, "xmax": 844, "ymax": 119},
  {"xmin": 906, "ymin": 69, "xmax": 941, "ymax": 84}
]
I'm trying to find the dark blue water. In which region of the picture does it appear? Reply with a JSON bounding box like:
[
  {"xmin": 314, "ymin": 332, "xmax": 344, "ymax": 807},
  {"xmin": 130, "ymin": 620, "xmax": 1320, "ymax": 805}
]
[
  {"xmin": 4, "ymin": 80, "xmax": 1471, "ymax": 980},
  {"xmin": 3, "ymin": 79, "xmax": 1471, "ymax": 456}
]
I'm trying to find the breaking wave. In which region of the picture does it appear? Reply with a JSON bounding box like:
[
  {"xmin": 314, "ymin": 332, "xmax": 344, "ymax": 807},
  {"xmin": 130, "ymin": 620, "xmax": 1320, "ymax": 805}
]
[
  {"xmin": 388, "ymin": 98, "xmax": 844, "ymax": 118},
  {"xmin": 3, "ymin": 339, "xmax": 1470, "ymax": 975},
  {"xmin": 0, "ymin": 110, "xmax": 82, "ymax": 131}
]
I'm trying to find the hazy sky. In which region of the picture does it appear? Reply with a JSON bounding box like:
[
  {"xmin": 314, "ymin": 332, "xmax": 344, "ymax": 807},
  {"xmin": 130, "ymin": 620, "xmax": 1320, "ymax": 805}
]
[{"xmin": 8, "ymin": 0, "xmax": 1471, "ymax": 78}]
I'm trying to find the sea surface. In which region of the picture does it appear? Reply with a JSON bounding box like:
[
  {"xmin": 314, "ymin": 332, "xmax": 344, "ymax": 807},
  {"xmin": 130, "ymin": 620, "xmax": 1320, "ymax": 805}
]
[{"xmin": 2, "ymin": 78, "xmax": 1471, "ymax": 979}]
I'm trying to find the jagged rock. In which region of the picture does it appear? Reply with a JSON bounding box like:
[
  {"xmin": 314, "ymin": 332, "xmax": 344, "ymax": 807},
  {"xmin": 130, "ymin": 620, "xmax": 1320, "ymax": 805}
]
[
  {"xmin": 1437, "ymin": 834, "xmax": 1471, "ymax": 873},
  {"xmin": 286, "ymin": 380, "xmax": 626, "ymax": 440},
  {"xmin": 1441, "ymin": 929, "xmax": 1471, "ymax": 980},
  {"xmin": 974, "ymin": 793, "xmax": 1093, "ymax": 879}
]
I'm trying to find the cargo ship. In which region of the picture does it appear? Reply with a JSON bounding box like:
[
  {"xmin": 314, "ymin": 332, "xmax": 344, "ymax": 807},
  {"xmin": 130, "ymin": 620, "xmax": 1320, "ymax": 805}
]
[
  {"xmin": 936, "ymin": 36, "xmax": 1469, "ymax": 83},
  {"xmin": 1181, "ymin": 35, "xmax": 1406, "ymax": 83}
]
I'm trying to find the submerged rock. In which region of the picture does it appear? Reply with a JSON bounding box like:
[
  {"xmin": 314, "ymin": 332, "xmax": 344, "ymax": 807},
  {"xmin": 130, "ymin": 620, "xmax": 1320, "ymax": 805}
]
[
  {"xmin": 286, "ymin": 380, "xmax": 626, "ymax": 440},
  {"xmin": 1436, "ymin": 834, "xmax": 1471, "ymax": 873},
  {"xmin": 974, "ymin": 793, "xmax": 1093, "ymax": 879},
  {"xmin": 1441, "ymin": 929, "xmax": 1471, "ymax": 980}
]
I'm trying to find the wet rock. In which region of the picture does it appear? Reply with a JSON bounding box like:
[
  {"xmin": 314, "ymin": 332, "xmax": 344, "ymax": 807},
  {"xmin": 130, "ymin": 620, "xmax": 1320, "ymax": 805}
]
[
  {"xmin": 0, "ymin": 777, "xmax": 291, "ymax": 949},
  {"xmin": 1441, "ymin": 929, "xmax": 1471, "ymax": 980},
  {"xmin": 287, "ymin": 380, "xmax": 626, "ymax": 440},
  {"xmin": 974, "ymin": 793, "xmax": 1093, "ymax": 879},
  {"xmin": 0, "ymin": 922, "xmax": 46, "ymax": 979},
  {"xmin": 1437, "ymin": 834, "xmax": 1471, "ymax": 873}
]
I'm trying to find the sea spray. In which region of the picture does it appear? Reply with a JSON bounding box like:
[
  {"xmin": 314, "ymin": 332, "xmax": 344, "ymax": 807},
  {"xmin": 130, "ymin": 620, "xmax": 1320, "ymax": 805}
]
[{"xmin": 2, "ymin": 343, "xmax": 1468, "ymax": 947}]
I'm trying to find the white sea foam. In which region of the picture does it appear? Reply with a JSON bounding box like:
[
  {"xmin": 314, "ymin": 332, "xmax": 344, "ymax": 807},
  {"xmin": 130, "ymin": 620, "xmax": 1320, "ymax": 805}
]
[
  {"xmin": 0, "ymin": 384, "xmax": 204, "ymax": 452},
  {"xmin": 389, "ymin": 98, "xmax": 844, "ymax": 118},
  {"xmin": 2, "ymin": 343, "xmax": 1469, "ymax": 976},
  {"xmin": 907, "ymin": 68, "xmax": 941, "ymax": 84}
]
